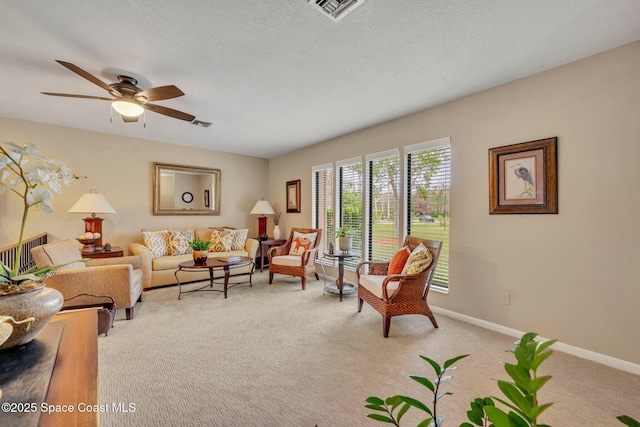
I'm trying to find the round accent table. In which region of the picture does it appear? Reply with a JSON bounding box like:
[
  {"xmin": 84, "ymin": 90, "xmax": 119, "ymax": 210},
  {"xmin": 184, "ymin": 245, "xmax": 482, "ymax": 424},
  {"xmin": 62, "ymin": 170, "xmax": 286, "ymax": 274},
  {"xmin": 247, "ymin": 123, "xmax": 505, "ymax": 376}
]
[{"xmin": 323, "ymin": 250, "xmax": 360, "ymax": 301}]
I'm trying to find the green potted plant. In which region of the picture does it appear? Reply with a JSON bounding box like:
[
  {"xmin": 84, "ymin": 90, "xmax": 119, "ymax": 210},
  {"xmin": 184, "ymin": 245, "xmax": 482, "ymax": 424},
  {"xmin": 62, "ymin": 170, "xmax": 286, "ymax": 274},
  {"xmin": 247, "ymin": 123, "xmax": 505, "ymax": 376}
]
[
  {"xmin": 335, "ymin": 226, "xmax": 353, "ymax": 252},
  {"xmin": 0, "ymin": 140, "xmax": 84, "ymax": 349},
  {"xmin": 188, "ymin": 238, "xmax": 212, "ymax": 265}
]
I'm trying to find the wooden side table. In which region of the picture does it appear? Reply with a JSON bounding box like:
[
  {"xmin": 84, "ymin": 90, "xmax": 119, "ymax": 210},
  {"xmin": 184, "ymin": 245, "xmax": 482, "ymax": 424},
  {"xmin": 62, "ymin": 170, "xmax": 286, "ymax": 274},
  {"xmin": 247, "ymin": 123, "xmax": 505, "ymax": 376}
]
[
  {"xmin": 81, "ymin": 246, "xmax": 124, "ymax": 259},
  {"xmin": 257, "ymin": 239, "xmax": 286, "ymax": 272}
]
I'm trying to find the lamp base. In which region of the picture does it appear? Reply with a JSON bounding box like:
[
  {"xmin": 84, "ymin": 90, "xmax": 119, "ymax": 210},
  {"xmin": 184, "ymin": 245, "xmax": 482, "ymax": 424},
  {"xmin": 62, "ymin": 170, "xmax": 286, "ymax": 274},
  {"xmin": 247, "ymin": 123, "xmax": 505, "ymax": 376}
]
[
  {"xmin": 83, "ymin": 217, "xmax": 104, "ymax": 246},
  {"xmin": 257, "ymin": 216, "xmax": 268, "ymax": 240}
]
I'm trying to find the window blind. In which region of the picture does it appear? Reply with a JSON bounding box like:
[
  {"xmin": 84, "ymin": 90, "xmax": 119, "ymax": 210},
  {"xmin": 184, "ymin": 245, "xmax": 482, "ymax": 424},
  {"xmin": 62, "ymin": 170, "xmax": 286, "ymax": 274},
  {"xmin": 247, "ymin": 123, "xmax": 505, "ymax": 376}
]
[
  {"xmin": 406, "ymin": 142, "xmax": 451, "ymax": 287},
  {"xmin": 313, "ymin": 167, "xmax": 334, "ymax": 258},
  {"xmin": 338, "ymin": 161, "xmax": 362, "ymax": 267},
  {"xmin": 367, "ymin": 153, "xmax": 400, "ymax": 262}
]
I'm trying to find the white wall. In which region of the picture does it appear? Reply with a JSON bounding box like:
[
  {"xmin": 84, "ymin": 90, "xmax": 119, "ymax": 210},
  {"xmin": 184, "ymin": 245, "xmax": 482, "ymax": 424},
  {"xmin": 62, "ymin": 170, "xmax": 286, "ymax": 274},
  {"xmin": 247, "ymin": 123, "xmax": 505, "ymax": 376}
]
[
  {"xmin": 267, "ymin": 41, "xmax": 640, "ymax": 365},
  {"xmin": 0, "ymin": 118, "xmax": 269, "ymax": 250}
]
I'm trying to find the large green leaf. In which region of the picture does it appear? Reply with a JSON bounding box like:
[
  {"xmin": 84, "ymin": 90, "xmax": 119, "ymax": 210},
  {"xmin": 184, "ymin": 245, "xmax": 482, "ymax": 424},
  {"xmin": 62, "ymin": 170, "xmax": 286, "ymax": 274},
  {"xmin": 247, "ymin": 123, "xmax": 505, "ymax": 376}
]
[
  {"xmin": 529, "ymin": 402, "xmax": 553, "ymax": 419},
  {"xmin": 410, "ymin": 375, "xmax": 435, "ymax": 392},
  {"xmin": 367, "ymin": 414, "xmax": 397, "ymax": 424},
  {"xmin": 366, "ymin": 396, "xmax": 385, "ymax": 405},
  {"xmin": 485, "ymin": 406, "xmax": 521, "ymax": 427},
  {"xmin": 398, "ymin": 395, "xmax": 432, "ymax": 415},
  {"xmin": 497, "ymin": 381, "xmax": 532, "ymax": 416},
  {"xmin": 504, "ymin": 364, "xmax": 531, "ymax": 391},
  {"xmin": 419, "ymin": 355, "xmax": 442, "ymax": 376},
  {"xmin": 531, "ymin": 350, "xmax": 553, "ymax": 370},
  {"xmin": 617, "ymin": 415, "xmax": 640, "ymax": 426},
  {"xmin": 443, "ymin": 353, "xmax": 469, "ymax": 369},
  {"xmin": 529, "ymin": 375, "xmax": 552, "ymax": 393}
]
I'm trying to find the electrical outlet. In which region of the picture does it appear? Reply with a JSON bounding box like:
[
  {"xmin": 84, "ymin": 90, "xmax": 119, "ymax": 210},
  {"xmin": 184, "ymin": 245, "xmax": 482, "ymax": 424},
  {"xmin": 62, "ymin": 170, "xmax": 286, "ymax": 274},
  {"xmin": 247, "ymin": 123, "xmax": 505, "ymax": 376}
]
[{"xmin": 501, "ymin": 292, "xmax": 510, "ymax": 305}]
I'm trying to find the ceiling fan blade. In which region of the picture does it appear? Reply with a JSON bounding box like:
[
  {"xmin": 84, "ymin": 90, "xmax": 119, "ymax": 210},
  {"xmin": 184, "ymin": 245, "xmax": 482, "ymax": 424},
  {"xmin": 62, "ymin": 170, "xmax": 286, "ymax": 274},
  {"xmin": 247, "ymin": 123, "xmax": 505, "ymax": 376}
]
[
  {"xmin": 143, "ymin": 103, "xmax": 195, "ymax": 122},
  {"xmin": 136, "ymin": 85, "xmax": 185, "ymax": 102},
  {"xmin": 41, "ymin": 92, "xmax": 114, "ymax": 101},
  {"xmin": 54, "ymin": 60, "xmax": 120, "ymax": 96},
  {"xmin": 121, "ymin": 115, "xmax": 139, "ymax": 123}
]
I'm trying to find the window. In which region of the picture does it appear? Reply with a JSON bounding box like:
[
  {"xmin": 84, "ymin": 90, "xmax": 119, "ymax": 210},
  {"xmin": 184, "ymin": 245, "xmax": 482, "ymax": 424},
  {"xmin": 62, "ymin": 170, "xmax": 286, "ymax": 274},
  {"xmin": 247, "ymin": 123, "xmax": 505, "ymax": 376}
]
[
  {"xmin": 406, "ymin": 138, "xmax": 451, "ymax": 288},
  {"xmin": 366, "ymin": 150, "xmax": 401, "ymax": 262},
  {"xmin": 337, "ymin": 158, "xmax": 363, "ymax": 266},
  {"xmin": 312, "ymin": 164, "xmax": 334, "ymax": 258}
]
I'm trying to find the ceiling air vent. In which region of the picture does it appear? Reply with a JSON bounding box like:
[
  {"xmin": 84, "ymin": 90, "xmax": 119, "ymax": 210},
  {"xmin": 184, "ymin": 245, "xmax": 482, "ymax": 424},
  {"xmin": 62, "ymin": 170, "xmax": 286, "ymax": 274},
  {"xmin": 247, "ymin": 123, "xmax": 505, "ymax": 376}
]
[
  {"xmin": 191, "ymin": 119, "xmax": 212, "ymax": 128},
  {"xmin": 307, "ymin": 0, "xmax": 364, "ymax": 22}
]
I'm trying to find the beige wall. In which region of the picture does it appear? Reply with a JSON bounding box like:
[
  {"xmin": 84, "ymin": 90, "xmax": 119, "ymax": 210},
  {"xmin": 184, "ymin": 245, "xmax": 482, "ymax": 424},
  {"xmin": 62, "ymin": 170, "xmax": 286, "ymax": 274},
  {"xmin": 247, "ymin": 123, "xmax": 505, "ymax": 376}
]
[
  {"xmin": 268, "ymin": 41, "xmax": 640, "ymax": 364},
  {"xmin": 0, "ymin": 118, "xmax": 269, "ymax": 249}
]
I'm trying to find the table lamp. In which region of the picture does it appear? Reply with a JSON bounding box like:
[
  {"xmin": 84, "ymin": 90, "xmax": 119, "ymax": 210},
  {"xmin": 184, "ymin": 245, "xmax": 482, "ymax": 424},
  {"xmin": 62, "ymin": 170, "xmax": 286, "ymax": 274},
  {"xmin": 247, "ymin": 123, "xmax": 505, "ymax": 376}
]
[
  {"xmin": 68, "ymin": 190, "xmax": 116, "ymax": 248},
  {"xmin": 250, "ymin": 200, "xmax": 275, "ymax": 241}
]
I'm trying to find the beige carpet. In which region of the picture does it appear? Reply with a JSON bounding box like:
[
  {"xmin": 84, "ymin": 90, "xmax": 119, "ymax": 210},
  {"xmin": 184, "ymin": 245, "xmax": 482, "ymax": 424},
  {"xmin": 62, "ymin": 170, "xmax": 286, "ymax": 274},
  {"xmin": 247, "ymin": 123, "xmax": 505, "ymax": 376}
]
[{"xmin": 98, "ymin": 272, "xmax": 640, "ymax": 426}]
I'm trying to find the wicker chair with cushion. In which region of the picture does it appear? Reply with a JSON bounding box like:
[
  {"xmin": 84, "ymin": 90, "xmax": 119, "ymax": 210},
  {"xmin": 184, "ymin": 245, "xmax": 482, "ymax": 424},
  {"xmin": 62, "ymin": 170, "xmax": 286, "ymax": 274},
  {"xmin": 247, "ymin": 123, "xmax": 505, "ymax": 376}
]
[
  {"xmin": 356, "ymin": 236, "xmax": 442, "ymax": 337},
  {"xmin": 31, "ymin": 239, "xmax": 144, "ymax": 320},
  {"xmin": 267, "ymin": 228, "xmax": 322, "ymax": 290}
]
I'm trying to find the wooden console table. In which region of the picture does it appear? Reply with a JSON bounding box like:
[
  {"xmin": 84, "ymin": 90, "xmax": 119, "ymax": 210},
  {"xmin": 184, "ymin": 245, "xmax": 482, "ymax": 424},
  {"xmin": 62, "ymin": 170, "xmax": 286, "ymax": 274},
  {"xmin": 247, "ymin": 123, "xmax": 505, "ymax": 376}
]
[{"xmin": 42, "ymin": 309, "xmax": 99, "ymax": 427}]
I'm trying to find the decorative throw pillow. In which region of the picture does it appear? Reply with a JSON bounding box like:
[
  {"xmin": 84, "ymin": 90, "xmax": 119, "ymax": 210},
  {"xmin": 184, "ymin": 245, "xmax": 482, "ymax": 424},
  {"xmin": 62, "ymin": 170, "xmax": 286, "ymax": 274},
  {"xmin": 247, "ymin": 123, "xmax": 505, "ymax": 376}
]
[
  {"xmin": 401, "ymin": 243, "xmax": 433, "ymax": 275},
  {"xmin": 388, "ymin": 246, "xmax": 411, "ymax": 274},
  {"xmin": 169, "ymin": 229, "xmax": 194, "ymax": 256},
  {"xmin": 208, "ymin": 228, "xmax": 233, "ymax": 252},
  {"xmin": 289, "ymin": 231, "xmax": 318, "ymax": 256},
  {"xmin": 142, "ymin": 230, "xmax": 171, "ymax": 259},
  {"xmin": 228, "ymin": 228, "xmax": 248, "ymax": 251}
]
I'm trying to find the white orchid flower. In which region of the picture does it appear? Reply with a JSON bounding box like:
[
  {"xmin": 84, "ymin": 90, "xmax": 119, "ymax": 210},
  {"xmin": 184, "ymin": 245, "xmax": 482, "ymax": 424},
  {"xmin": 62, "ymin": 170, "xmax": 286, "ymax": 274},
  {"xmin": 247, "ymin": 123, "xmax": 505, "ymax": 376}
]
[
  {"xmin": 27, "ymin": 187, "xmax": 55, "ymax": 213},
  {"xmin": 25, "ymin": 144, "xmax": 45, "ymax": 159},
  {"xmin": 48, "ymin": 159, "xmax": 75, "ymax": 185},
  {"xmin": 0, "ymin": 155, "xmax": 11, "ymax": 168}
]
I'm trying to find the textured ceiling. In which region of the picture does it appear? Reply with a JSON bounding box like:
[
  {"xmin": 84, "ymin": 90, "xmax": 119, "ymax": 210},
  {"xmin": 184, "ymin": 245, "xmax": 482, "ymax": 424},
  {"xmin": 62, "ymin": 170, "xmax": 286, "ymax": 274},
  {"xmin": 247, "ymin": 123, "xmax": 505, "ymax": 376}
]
[{"xmin": 1, "ymin": 1, "xmax": 639, "ymax": 159}]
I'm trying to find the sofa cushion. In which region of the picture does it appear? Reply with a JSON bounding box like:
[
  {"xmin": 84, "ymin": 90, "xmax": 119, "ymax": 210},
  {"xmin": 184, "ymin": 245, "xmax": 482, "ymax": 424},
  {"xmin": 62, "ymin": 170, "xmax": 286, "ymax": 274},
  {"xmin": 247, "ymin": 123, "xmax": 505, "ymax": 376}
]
[
  {"xmin": 228, "ymin": 229, "xmax": 248, "ymax": 250},
  {"xmin": 169, "ymin": 229, "xmax": 194, "ymax": 255},
  {"xmin": 288, "ymin": 231, "xmax": 317, "ymax": 255},
  {"xmin": 401, "ymin": 243, "xmax": 433, "ymax": 275},
  {"xmin": 359, "ymin": 274, "xmax": 400, "ymax": 299},
  {"xmin": 208, "ymin": 229, "xmax": 233, "ymax": 252},
  {"xmin": 142, "ymin": 230, "xmax": 171, "ymax": 259}
]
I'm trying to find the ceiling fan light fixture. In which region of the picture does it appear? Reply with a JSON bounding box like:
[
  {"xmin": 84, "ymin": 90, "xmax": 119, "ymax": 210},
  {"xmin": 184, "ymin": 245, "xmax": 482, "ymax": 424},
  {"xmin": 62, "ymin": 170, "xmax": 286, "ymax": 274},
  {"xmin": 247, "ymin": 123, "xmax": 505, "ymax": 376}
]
[{"xmin": 112, "ymin": 100, "xmax": 144, "ymax": 117}]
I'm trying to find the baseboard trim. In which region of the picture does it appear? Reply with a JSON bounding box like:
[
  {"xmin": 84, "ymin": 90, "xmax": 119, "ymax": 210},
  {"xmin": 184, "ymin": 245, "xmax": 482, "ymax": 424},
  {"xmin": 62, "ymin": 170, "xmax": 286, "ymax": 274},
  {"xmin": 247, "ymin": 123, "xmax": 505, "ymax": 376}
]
[{"xmin": 432, "ymin": 306, "xmax": 640, "ymax": 376}]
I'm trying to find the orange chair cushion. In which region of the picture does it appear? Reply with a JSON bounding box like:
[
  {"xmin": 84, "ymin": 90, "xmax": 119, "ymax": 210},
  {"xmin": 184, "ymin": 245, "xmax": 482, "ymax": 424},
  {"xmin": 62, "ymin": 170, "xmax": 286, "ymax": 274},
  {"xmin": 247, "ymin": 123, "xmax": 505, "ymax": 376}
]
[{"xmin": 388, "ymin": 246, "xmax": 411, "ymax": 274}]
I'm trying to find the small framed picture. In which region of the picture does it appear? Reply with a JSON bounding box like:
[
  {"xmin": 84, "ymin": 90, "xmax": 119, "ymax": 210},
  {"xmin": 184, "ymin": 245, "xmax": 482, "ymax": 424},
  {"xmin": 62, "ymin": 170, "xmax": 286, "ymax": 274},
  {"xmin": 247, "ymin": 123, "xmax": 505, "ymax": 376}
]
[
  {"xmin": 286, "ymin": 180, "xmax": 301, "ymax": 213},
  {"xmin": 489, "ymin": 137, "xmax": 558, "ymax": 214}
]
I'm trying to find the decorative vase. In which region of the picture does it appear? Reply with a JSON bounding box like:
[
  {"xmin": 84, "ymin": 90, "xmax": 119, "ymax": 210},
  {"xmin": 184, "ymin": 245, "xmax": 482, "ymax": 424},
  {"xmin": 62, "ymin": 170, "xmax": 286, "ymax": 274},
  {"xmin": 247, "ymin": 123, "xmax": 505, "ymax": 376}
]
[
  {"xmin": 0, "ymin": 286, "xmax": 64, "ymax": 350},
  {"xmin": 338, "ymin": 237, "xmax": 352, "ymax": 252},
  {"xmin": 193, "ymin": 250, "xmax": 208, "ymax": 265},
  {"xmin": 273, "ymin": 225, "xmax": 281, "ymax": 240}
]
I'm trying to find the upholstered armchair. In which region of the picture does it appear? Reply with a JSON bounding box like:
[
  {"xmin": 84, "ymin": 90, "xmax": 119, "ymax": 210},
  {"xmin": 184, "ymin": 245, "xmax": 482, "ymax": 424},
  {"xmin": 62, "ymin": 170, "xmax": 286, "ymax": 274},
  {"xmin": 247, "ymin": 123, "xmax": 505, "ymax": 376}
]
[
  {"xmin": 31, "ymin": 239, "xmax": 144, "ymax": 320},
  {"xmin": 267, "ymin": 228, "xmax": 322, "ymax": 290},
  {"xmin": 356, "ymin": 236, "xmax": 442, "ymax": 337}
]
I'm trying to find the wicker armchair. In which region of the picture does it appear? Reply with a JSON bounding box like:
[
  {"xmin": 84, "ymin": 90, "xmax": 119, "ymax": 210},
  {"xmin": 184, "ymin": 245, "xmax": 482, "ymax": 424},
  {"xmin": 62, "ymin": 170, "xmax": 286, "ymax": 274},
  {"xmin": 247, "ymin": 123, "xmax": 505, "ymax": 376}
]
[
  {"xmin": 267, "ymin": 228, "xmax": 322, "ymax": 290},
  {"xmin": 356, "ymin": 236, "xmax": 442, "ymax": 337}
]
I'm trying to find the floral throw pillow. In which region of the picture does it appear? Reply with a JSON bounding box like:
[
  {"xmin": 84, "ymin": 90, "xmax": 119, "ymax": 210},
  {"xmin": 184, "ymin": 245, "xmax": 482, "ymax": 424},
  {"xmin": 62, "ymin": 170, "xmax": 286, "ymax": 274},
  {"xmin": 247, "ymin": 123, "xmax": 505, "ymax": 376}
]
[
  {"xmin": 401, "ymin": 243, "xmax": 433, "ymax": 275},
  {"xmin": 289, "ymin": 231, "xmax": 317, "ymax": 256},
  {"xmin": 142, "ymin": 230, "xmax": 171, "ymax": 259},
  {"xmin": 228, "ymin": 229, "xmax": 248, "ymax": 251},
  {"xmin": 169, "ymin": 229, "xmax": 194, "ymax": 256},
  {"xmin": 208, "ymin": 229, "xmax": 233, "ymax": 252}
]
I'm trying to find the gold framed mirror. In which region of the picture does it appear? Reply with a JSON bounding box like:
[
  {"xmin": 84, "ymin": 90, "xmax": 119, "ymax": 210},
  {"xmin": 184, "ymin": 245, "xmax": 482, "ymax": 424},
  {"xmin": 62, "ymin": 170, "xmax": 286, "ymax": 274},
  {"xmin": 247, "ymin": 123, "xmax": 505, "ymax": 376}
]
[{"xmin": 153, "ymin": 163, "xmax": 221, "ymax": 215}]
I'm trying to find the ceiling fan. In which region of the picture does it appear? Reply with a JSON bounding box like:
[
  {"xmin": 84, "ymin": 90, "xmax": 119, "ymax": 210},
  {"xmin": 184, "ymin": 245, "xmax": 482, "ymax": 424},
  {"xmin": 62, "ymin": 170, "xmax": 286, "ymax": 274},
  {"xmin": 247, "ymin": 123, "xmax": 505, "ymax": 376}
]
[{"xmin": 41, "ymin": 60, "xmax": 197, "ymax": 123}]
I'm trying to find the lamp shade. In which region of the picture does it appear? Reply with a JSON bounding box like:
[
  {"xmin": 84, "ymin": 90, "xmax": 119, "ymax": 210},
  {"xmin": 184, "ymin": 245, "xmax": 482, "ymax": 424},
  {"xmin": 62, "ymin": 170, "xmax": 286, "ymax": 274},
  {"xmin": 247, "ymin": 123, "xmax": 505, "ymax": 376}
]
[
  {"xmin": 250, "ymin": 200, "xmax": 275, "ymax": 215},
  {"xmin": 112, "ymin": 100, "xmax": 144, "ymax": 117},
  {"xmin": 68, "ymin": 192, "xmax": 117, "ymax": 216}
]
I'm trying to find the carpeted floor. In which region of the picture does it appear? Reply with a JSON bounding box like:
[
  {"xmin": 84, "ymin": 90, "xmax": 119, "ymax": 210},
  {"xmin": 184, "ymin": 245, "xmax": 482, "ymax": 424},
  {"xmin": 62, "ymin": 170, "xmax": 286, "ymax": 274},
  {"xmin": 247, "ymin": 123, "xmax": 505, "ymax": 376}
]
[{"xmin": 98, "ymin": 272, "xmax": 640, "ymax": 426}]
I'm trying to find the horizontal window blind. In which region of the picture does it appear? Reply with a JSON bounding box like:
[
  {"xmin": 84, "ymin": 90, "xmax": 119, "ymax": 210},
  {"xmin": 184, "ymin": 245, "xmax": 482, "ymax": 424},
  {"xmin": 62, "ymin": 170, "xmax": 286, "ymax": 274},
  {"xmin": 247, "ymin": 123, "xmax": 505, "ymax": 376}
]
[
  {"xmin": 368, "ymin": 153, "xmax": 400, "ymax": 262},
  {"xmin": 313, "ymin": 167, "xmax": 334, "ymax": 259},
  {"xmin": 338, "ymin": 161, "xmax": 362, "ymax": 267},
  {"xmin": 406, "ymin": 142, "xmax": 451, "ymax": 287}
]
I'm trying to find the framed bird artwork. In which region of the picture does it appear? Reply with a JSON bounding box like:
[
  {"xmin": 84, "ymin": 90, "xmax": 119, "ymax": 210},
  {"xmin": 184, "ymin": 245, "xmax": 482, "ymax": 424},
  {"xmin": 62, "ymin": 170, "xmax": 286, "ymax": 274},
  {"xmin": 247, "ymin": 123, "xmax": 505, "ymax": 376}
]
[{"xmin": 489, "ymin": 137, "xmax": 558, "ymax": 214}]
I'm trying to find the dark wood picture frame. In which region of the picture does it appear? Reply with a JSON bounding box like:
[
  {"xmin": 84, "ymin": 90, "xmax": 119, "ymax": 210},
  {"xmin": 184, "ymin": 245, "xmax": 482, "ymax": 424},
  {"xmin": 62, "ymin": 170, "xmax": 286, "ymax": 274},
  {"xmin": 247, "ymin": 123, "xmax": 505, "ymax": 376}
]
[
  {"xmin": 489, "ymin": 137, "xmax": 558, "ymax": 214},
  {"xmin": 286, "ymin": 179, "xmax": 301, "ymax": 213}
]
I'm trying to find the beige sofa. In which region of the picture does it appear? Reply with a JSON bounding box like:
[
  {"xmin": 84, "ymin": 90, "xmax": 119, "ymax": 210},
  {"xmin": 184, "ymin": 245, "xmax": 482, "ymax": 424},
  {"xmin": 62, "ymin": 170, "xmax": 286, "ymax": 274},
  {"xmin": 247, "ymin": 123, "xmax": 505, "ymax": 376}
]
[{"xmin": 129, "ymin": 228, "xmax": 259, "ymax": 289}]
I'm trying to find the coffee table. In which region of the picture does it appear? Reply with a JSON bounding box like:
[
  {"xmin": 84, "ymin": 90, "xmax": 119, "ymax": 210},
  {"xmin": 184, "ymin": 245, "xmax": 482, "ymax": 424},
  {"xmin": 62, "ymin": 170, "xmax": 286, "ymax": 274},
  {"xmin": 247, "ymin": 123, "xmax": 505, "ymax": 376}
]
[{"xmin": 175, "ymin": 257, "xmax": 254, "ymax": 300}]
